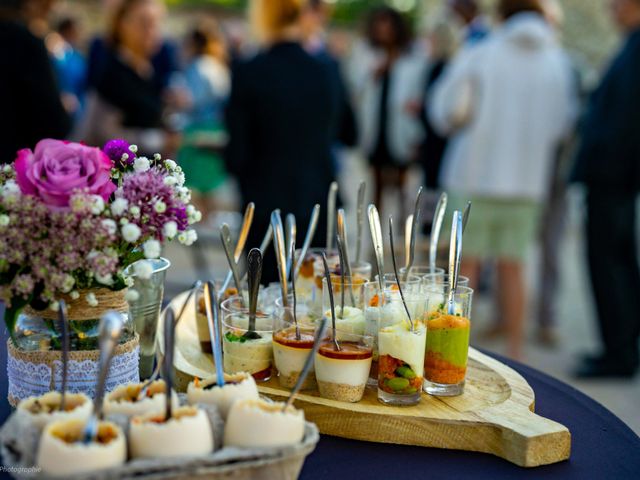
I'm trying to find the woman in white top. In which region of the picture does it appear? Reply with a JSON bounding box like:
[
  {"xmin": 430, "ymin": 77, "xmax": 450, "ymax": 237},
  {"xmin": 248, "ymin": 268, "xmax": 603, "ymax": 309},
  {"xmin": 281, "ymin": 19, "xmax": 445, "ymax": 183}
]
[
  {"xmin": 350, "ymin": 7, "xmax": 427, "ymax": 217},
  {"xmin": 429, "ymin": 0, "xmax": 575, "ymax": 359}
]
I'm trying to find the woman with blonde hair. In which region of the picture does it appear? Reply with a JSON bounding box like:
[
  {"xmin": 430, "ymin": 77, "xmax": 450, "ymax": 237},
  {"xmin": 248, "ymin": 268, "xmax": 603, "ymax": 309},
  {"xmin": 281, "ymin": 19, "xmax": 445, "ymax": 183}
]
[{"xmin": 226, "ymin": 0, "xmax": 340, "ymax": 283}]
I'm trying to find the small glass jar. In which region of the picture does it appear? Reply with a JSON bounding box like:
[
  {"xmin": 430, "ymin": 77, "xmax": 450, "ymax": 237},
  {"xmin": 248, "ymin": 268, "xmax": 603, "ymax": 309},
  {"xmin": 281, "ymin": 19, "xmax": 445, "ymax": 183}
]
[{"xmin": 222, "ymin": 311, "xmax": 274, "ymax": 382}]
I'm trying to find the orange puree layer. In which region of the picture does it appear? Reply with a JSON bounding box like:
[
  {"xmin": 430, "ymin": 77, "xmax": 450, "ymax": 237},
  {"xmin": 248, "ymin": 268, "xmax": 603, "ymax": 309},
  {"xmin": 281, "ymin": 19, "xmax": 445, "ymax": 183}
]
[
  {"xmin": 427, "ymin": 313, "xmax": 470, "ymax": 330},
  {"xmin": 424, "ymin": 351, "xmax": 467, "ymax": 384}
]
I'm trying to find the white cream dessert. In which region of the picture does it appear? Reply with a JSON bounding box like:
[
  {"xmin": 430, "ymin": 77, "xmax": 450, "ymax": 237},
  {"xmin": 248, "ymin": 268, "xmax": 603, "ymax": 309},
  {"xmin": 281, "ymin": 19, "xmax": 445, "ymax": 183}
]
[
  {"xmin": 314, "ymin": 341, "xmax": 372, "ymax": 403},
  {"xmin": 324, "ymin": 306, "xmax": 365, "ymax": 339},
  {"xmin": 103, "ymin": 380, "xmax": 179, "ymax": 418},
  {"xmin": 224, "ymin": 398, "xmax": 305, "ymax": 448},
  {"xmin": 129, "ymin": 406, "xmax": 214, "ymax": 459},
  {"xmin": 37, "ymin": 418, "xmax": 126, "ymax": 476},
  {"xmin": 187, "ymin": 372, "xmax": 259, "ymax": 419},
  {"xmin": 17, "ymin": 392, "xmax": 91, "ymax": 428},
  {"xmin": 272, "ymin": 326, "xmax": 316, "ymax": 390},
  {"xmin": 223, "ymin": 318, "xmax": 273, "ymax": 381},
  {"xmin": 378, "ymin": 321, "xmax": 426, "ymax": 398}
]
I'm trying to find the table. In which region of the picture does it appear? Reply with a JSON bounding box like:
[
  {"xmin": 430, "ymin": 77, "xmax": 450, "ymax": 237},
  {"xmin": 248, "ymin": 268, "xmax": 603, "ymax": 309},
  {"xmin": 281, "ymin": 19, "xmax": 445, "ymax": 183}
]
[{"xmin": 1, "ymin": 320, "xmax": 638, "ymax": 479}]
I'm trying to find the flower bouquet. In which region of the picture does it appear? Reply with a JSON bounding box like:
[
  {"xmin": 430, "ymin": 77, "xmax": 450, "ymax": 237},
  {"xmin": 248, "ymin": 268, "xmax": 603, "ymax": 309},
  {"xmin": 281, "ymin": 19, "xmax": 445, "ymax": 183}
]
[{"xmin": 0, "ymin": 138, "xmax": 200, "ymax": 404}]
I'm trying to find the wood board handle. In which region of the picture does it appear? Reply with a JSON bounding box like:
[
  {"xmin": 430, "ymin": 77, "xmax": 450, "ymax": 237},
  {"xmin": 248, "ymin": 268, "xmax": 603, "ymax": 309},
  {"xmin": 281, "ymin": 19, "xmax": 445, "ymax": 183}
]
[{"xmin": 477, "ymin": 406, "xmax": 571, "ymax": 467}]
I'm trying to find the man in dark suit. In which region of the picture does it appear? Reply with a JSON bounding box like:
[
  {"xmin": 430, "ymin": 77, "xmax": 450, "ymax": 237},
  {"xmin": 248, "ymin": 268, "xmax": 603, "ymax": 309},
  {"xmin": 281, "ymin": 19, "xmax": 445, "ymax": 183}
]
[
  {"xmin": 0, "ymin": 0, "xmax": 71, "ymax": 163},
  {"xmin": 572, "ymin": 0, "xmax": 640, "ymax": 378}
]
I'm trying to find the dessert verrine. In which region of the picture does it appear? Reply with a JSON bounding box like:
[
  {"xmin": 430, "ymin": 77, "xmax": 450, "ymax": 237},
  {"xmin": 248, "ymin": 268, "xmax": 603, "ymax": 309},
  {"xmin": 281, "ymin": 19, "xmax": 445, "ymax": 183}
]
[
  {"xmin": 423, "ymin": 285, "xmax": 474, "ymax": 397},
  {"xmin": 129, "ymin": 406, "xmax": 214, "ymax": 459},
  {"xmin": 17, "ymin": 391, "xmax": 91, "ymax": 428},
  {"xmin": 224, "ymin": 398, "xmax": 305, "ymax": 448},
  {"xmin": 103, "ymin": 380, "xmax": 179, "ymax": 417},
  {"xmin": 378, "ymin": 319, "xmax": 426, "ymax": 406},
  {"xmin": 314, "ymin": 330, "xmax": 373, "ymax": 403},
  {"xmin": 187, "ymin": 371, "xmax": 258, "ymax": 419},
  {"xmin": 222, "ymin": 311, "xmax": 274, "ymax": 381},
  {"xmin": 37, "ymin": 418, "xmax": 126, "ymax": 476},
  {"xmin": 272, "ymin": 311, "xmax": 317, "ymax": 389}
]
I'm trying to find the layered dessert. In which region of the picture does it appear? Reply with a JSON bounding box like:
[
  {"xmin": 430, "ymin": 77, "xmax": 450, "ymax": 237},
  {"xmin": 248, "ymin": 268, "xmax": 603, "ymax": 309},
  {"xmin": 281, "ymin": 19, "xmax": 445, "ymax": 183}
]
[
  {"xmin": 378, "ymin": 321, "xmax": 426, "ymax": 404},
  {"xmin": 103, "ymin": 380, "xmax": 179, "ymax": 417},
  {"xmin": 324, "ymin": 306, "xmax": 365, "ymax": 339},
  {"xmin": 37, "ymin": 418, "xmax": 126, "ymax": 476},
  {"xmin": 17, "ymin": 392, "xmax": 91, "ymax": 428},
  {"xmin": 223, "ymin": 317, "xmax": 273, "ymax": 381},
  {"xmin": 129, "ymin": 406, "xmax": 214, "ymax": 459},
  {"xmin": 187, "ymin": 372, "xmax": 258, "ymax": 419},
  {"xmin": 314, "ymin": 340, "xmax": 372, "ymax": 403},
  {"xmin": 424, "ymin": 313, "xmax": 471, "ymax": 385},
  {"xmin": 273, "ymin": 326, "xmax": 316, "ymax": 389},
  {"xmin": 224, "ymin": 398, "xmax": 305, "ymax": 448}
]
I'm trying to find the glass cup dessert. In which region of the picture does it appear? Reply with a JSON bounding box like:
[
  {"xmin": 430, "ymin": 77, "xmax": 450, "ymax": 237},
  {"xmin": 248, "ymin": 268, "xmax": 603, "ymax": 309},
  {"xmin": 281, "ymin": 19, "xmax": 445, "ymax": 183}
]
[
  {"xmin": 321, "ymin": 276, "xmax": 367, "ymax": 339},
  {"xmin": 364, "ymin": 274, "xmax": 422, "ymax": 384},
  {"xmin": 222, "ymin": 310, "xmax": 274, "ymax": 382},
  {"xmin": 314, "ymin": 329, "xmax": 373, "ymax": 403},
  {"xmin": 273, "ymin": 303, "xmax": 318, "ymax": 390},
  {"xmin": 422, "ymin": 273, "xmax": 470, "ymax": 288},
  {"xmin": 423, "ymin": 284, "xmax": 473, "ymax": 396}
]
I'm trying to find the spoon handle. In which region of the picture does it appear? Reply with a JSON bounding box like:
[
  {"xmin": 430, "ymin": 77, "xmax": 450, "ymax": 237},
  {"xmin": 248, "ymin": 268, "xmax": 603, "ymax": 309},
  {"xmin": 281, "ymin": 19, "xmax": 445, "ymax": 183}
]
[
  {"xmin": 321, "ymin": 252, "xmax": 340, "ymax": 351},
  {"xmin": 462, "ymin": 201, "xmax": 472, "ymax": 234},
  {"xmin": 94, "ymin": 312, "xmax": 124, "ymax": 421},
  {"xmin": 285, "ymin": 214, "xmax": 297, "ymax": 281},
  {"xmin": 337, "ymin": 209, "xmax": 356, "ymax": 306},
  {"xmin": 447, "ymin": 211, "xmax": 463, "ymax": 315},
  {"xmin": 220, "ymin": 203, "xmax": 254, "ymax": 294},
  {"xmin": 389, "ymin": 216, "xmax": 414, "ymax": 331},
  {"xmin": 59, "ymin": 301, "xmax": 68, "ymax": 411},
  {"xmin": 368, "ymin": 204, "xmax": 385, "ymax": 293},
  {"xmin": 163, "ymin": 307, "xmax": 176, "ymax": 421},
  {"xmin": 220, "ymin": 223, "xmax": 243, "ymax": 296},
  {"xmin": 204, "ymin": 281, "xmax": 225, "ymax": 387},
  {"xmin": 405, "ymin": 187, "xmax": 423, "ymax": 281},
  {"xmin": 247, "ymin": 248, "xmax": 263, "ymax": 333},
  {"xmin": 326, "ymin": 182, "xmax": 338, "ymax": 250},
  {"xmin": 284, "ymin": 317, "xmax": 328, "ymax": 411},
  {"xmin": 429, "ymin": 192, "xmax": 448, "ymax": 274},
  {"xmin": 294, "ymin": 204, "xmax": 320, "ymax": 281},
  {"xmin": 404, "ymin": 214, "xmax": 413, "ymax": 271},
  {"xmin": 355, "ymin": 181, "xmax": 366, "ymax": 263},
  {"xmin": 271, "ymin": 210, "xmax": 289, "ymax": 306}
]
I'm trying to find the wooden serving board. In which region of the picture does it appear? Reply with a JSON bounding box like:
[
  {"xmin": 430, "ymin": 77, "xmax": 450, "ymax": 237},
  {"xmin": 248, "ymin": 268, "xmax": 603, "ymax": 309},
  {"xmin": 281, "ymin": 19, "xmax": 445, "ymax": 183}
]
[{"xmin": 162, "ymin": 292, "xmax": 571, "ymax": 468}]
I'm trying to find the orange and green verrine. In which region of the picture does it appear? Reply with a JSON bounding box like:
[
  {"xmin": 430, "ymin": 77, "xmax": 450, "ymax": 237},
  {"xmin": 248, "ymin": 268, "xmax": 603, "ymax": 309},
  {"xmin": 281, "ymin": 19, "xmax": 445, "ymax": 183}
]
[{"xmin": 424, "ymin": 313, "xmax": 471, "ymax": 385}]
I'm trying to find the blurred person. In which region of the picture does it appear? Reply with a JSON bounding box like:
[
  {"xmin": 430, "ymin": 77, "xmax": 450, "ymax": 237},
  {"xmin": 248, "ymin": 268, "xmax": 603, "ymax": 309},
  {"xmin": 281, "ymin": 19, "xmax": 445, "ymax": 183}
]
[
  {"xmin": 354, "ymin": 7, "xmax": 427, "ymax": 218},
  {"xmin": 47, "ymin": 16, "xmax": 87, "ymax": 123},
  {"xmin": 78, "ymin": 0, "xmax": 177, "ymax": 156},
  {"xmin": 430, "ymin": 0, "xmax": 575, "ymax": 360},
  {"xmin": 0, "ymin": 0, "xmax": 71, "ymax": 163},
  {"xmin": 571, "ymin": 0, "xmax": 640, "ymax": 378},
  {"xmin": 226, "ymin": 0, "xmax": 339, "ymax": 283},
  {"xmin": 448, "ymin": 0, "xmax": 490, "ymax": 45},
  {"xmin": 170, "ymin": 18, "xmax": 230, "ymax": 219}
]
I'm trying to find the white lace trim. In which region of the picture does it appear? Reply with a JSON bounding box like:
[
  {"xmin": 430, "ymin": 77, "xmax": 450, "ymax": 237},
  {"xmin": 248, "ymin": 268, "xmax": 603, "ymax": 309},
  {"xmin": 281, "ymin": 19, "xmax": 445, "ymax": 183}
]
[{"xmin": 7, "ymin": 347, "xmax": 140, "ymax": 403}]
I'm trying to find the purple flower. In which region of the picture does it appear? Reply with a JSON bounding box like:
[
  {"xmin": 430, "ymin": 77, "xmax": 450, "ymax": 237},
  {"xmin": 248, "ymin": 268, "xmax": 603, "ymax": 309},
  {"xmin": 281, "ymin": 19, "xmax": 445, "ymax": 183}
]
[
  {"xmin": 14, "ymin": 139, "xmax": 116, "ymax": 209},
  {"xmin": 103, "ymin": 139, "xmax": 134, "ymax": 166}
]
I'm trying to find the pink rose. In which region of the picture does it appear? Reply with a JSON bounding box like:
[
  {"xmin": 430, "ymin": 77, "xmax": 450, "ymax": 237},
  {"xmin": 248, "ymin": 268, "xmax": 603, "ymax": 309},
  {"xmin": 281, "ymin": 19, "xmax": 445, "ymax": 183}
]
[{"xmin": 15, "ymin": 139, "xmax": 116, "ymax": 208}]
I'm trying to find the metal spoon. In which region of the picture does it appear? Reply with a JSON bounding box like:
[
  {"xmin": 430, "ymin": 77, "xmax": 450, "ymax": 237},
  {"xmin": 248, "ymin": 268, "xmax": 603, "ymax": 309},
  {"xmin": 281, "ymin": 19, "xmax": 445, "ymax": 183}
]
[
  {"xmin": 82, "ymin": 312, "xmax": 124, "ymax": 443},
  {"xmin": 58, "ymin": 301, "xmax": 69, "ymax": 412},
  {"xmin": 239, "ymin": 222, "xmax": 274, "ymax": 284},
  {"xmin": 321, "ymin": 252, "xmax": 340, "ymax": 352},
  {"xmin": 204, "ymin": 281, "xmax": 225, "ymax": 387},
  {"xmin": 367, "ymin": 204, "xmax": 385, "ymax": 293},
  {"xmin": 162, "ymin": 307, "xmax": 176, "ymax": 421},
  {"xmin": 336, "ymin": 235, "xmax": 347, "ymax": 318},
  {"xmin": 447, "ymin": 211, "xmax": 463, "ymax": 315},
  {"xmin": 137, "ymin": 281, "xmax": 201, "ymax": 400},
  {"xmin": 285, "ymin": 213, "xmax": 297, "ymax": 281},
  {"xmin": 243, "ymin": 249, "xmax": 263, "ymax": 340},
  {"xmin": 271, "ymin": 210, "xmax": 289, "ymax": 307},
  {"xmin": 355, "ymin": 181, "xmax": 366, "ymax": 264},
  {"xmin": 462, "ymin": 201, "xmax": 472, "ymax": 233},
  {"xmin": 283, "ymin": 316, "xmax": 328, "ymax": 411},
  {"xmin": 429, "ymin": 192, "xmax": 448, "ymax": 274},
  {"xmin": 404, "ymin": 186, "xmax": 423, "ymax": 281},
  {"xmin": 293, "ymin": 204, "xmax": 320, "ymax": 281},
  {"xmin": 220, "ymin": 223, "xmax": 244, "ymax": 298},
  {"xmin": 405, "ymin": 214, "xmax": 413, "ymax": 274},
  {"xmin": 326, "ymin": 181, "xmax": 338, "ymax": 250},
  {"xmin": 289, "ymin": 238, "xmax": 301, "ymax": 340},
  {"xmin": 389, "ymin": 216, "xmax": 414, "ymax": 332},
  {"xmin": 220, "ymin": 202, "xmax": 254, "ymax": 294},
  {"xmin": 336, "ymin": 209, "xmax": 355, "ymax": 306}
]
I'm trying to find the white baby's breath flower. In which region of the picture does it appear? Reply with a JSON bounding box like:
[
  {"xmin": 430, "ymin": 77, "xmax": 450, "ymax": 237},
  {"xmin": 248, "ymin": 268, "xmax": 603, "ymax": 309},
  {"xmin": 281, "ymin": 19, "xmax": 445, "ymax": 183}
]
[
  {"xmin": 111, "ymin": 198, "xmax": 129, "ymax": 216},
  {"xmin": 0, "ymin": 214, "xmax": 9, "ymax": 227},
  {"xmin": 178, "ymin": 229, "xmax": 198, "ymax": 246},
  {"xmin": 174, "ymin": 172, "xmax": 185, "ymax": 186},
  {"xmin": 61, "ymin": 275, "xmax": 75, "ymax": 293},
  {"xmin": 90, "ymin": 195, "xmax": 105, "ymax": 215},
  {"xmin": 129, "ymin": 206, "xmax": 141, "ymax": 218},
  {"xmin": 143, "ymin": 239, "xmax": 161, "ymax": 259},
  {"xmin": 120, "ymin": 218, "xmax": 129, "ymax": 225},
  {"xmin": 101, "ymin": 219, "xmax": 117, "ymax": 235},
  {"xmin": 129, "ymin": 144, "xmax": 138, "ymax": 154},
  {"xmin": 134, "ymin": 260, "xmax": 153, "ymax": 280},
  {"xmin": 188, "ymin": 209, "xmax": 202, "ymax": 225},
  {"xmin": 154, "ymin": 200, "xmax": 167, "ymax": 214},
  {"xmin": 86, "ymin": 292, "xmax": 99, "ymax": 307},
  {"xmin": 111, "ymin": 170, "xmax": 120, "ymax": 180},
  {"xmin": 163, "ymin": 221, "xmax": 178, "ymax": 239},
  {"xmin": 125, "ymin": 289, "xmax": 140, "ymax": 302},
  {"xmin": 133, "ymin": 156, "xmax": 150, "ymax": 172},
  {"xmin": 121, "ymin": 153, "xmax": 130, "ymax": 162},
  {"xmin": 163, "ymin": 176, "xmax": 177, "ymax": 186},
  {"xmin": 186, "ymin": 205, "xmax": 195, "ymax": 216},
  {"xmin": 50, "ymin": 301, "xmax": 60, "ymax": 312},
  {"xmin": 164, "ymin": 159, "xmax": 177, "ymax": 170},
  {"xmin": 124, "ymin": 275, "xmax": 135, "ymax": 287},
  {"xmin": 95, "ymin": 273, "xmax": 114, "ymax": 286},
  {"xmin": 154, "ymin": 153, "xmax": 162, "ymax": 161},
  {"xmin": 70, "ymin": 290, "xmax": 80, "ymax": 300},
  {"xmin": 122, "ymin": 223, "xmax": 141, "ymax": 243},
  {"xmin": 2, "ymin": 165, "xmax": 12, "ymax": 173}
]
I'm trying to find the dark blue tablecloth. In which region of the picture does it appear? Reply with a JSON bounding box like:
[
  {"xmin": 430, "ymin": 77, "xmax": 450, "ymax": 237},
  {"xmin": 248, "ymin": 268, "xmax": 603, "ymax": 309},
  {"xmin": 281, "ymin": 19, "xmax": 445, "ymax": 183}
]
[{"xmin": 1, "ymin": 316, "xmax": 638, "ymax": 479}]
